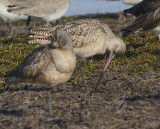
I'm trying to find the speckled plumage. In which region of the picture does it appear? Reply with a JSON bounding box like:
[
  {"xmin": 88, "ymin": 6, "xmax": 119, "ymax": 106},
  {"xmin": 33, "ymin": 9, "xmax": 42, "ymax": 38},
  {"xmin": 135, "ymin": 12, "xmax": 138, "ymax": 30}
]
[
  {"xmin": 29, "ymin": 19, "xmax": 126, "ymax": 90},
  {"xmin": 30, "ymin": 19, "xmax": 126, "ymax": 59},
  {"xmin": 5, "ymin": 30, "xmax": 76, "ymax": 87}
]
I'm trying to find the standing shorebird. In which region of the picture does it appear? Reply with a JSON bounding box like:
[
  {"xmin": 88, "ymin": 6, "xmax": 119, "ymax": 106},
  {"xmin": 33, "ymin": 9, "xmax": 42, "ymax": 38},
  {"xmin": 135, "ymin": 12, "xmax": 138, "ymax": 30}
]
[
  {"xmin": 29, "ymin": 19, "xmax": 126, "ymax": 91},
  {"xmin": 5, "ymin": 30, "xmax": 76, "ymax": 116},
  {"xmin": 7, "ymin": 0, "xmax": 71, "ymax": 26},
  {"xmin": 0, "ymin": 0, "xmax": 24, "ymax": 36},
  {"xmin": 98, "ymin": 0, "xmax": 142, "ymax": 5}
]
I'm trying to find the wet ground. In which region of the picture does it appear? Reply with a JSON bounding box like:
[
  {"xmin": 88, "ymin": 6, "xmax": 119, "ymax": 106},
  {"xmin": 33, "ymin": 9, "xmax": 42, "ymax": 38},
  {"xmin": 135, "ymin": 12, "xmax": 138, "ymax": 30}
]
[{"xmin": 0, "ymin": 13, "xmax": 160, "ymax": 129}]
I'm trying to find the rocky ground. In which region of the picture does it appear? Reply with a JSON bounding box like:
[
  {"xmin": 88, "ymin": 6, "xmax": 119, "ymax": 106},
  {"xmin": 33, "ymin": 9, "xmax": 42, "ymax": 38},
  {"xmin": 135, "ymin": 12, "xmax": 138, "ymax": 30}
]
[{"xmin": 0, "ymin": 13, "xmax": 160, "ymax": 129}]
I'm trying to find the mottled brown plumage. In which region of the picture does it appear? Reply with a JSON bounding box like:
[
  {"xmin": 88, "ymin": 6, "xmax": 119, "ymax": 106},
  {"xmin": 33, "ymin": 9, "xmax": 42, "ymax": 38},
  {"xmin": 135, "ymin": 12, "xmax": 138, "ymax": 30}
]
[
  {"xmin": 5, "ymin": 30, "xmax": 76, "ymax": 117},
  {"xmin": 30, "ymin": 19, "xmax": 126, "ymax": 58},
  {"xmin": 5, "ymin": 30, "xmax": 76, "ymax": 87},
  {"xmin": 29, "ymin": 19, "xmax": 126, "ymax": 90}
]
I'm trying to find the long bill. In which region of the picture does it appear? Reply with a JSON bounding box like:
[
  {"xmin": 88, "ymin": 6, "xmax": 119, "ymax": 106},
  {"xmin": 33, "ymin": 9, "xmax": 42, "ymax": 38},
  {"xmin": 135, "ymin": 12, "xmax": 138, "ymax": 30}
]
[{"xmin": 95, "ymin": 54, "xmax": 115, "ymax": 90}]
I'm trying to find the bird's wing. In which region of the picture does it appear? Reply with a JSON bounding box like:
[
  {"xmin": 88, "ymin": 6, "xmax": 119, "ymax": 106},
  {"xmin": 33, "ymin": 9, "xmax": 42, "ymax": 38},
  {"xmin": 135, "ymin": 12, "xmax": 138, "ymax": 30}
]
[
  {"xmin": 123, "ymin": 0, "xmax": 160, "ymax": 17},
  {"xmin": 142, "ymin": 8, "xmax": 160, "ymax": 31},
  {"xmin": 8, "ymin": 0, "xmax": 35, "ymax": 10},
  {"xmin": 29, "ymin": 19, "xmax": 108, "ymax": 48},
  {"xmin": 60, "ymin": 20, "xmax": 108, "ymax": 48},
  {"xmin": 0, "ymin": 0, "xmax": 10, "ymax": 5},
  {"xmin": 8, "ymin": 0, "xmax": 67, "ymax": 17},
  {"xmin": 121, "ymin": 8, "xmax": 160, "ymax": 37},
  {"xmin": 5, "ymin": 46, "xmax": 50, "ymax": 78}
]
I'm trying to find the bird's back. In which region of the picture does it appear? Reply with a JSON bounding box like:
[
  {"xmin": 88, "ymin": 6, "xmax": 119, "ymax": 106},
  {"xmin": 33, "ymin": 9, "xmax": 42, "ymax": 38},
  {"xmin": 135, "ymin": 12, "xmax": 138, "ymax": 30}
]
[
  {"xmin": 123, "ymin": 0, "xmax": 160, "ymax": 17},
  {"xmin": 5, "ymin": 44, "xmax": 76, "ymax": 86},
  {"xmin": 30, "ymin": 19, "xmax": 116, "ymax": 58}
]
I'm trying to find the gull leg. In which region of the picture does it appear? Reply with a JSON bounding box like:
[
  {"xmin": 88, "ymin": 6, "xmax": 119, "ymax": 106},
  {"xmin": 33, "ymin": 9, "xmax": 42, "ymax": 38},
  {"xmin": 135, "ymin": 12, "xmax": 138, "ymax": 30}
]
[
  {"xmin": 10, "ymin": 25, "xmax": 14, "ymax": 37},
  {"xmin": 56, "ymin": 20, "xmax": 59, "ymax": 24},
  {"xmin": 46, "ymin": 22, "xmax": 51, "ymax": 27},
  {"xmin": 26, "ymin": 16, "xmax": 31, "ymax": 26},
  {"xmin": 7, "ymin": 23, "xmax": 14, "ymax": 38}
]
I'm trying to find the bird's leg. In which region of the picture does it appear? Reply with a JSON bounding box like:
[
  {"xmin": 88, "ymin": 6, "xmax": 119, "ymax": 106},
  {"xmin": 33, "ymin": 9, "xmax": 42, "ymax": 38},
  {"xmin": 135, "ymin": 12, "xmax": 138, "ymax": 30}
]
[
  {"xmin": 7, "ymin": 23, "xmax": 14, "ymax": 38},
  {"xmin": 46, "ymin": 90, "xmax": 52, "ymax": 117},
  {"xmin": 158, "ymin": 34, "xmax": 160, "ymax": 41},
  {"xmin": 26, "ymin": 16, "xmax": 31, "ymax": 26},
  {"xmin": 56, "ymin": 20, "xmax": 59, "ymax": 24},
  {"xmin": 80, "ymin": 59, "xmax": 88, "ymax": 94},
  {"xmin": 46, "ymin": 22, "xmax": 51, "ymax": 27},
  {"xmin": 50, "ymin": 20, "xmax": 59, "ymax": 26},
  {"xmin": 95, "ymin": 54, "xmax": 115, "ymax": 90},
  {"xmin": 33, "ymin": 18, "xmax": 36, "ymax": 28},
  {"xmin": 10, "ymin": 25, "xmax": 14, "ymax": 37}
]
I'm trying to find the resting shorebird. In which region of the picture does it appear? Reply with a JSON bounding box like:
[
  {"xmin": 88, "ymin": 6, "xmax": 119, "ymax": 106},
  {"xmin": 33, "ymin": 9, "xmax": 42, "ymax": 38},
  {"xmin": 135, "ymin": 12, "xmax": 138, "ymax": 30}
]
[
  {"xmin": 7, "ymin": 0, "xmax": 71, "ymax": 26},
  {"xmin": 98, "ymin": 0, "xmax": 142, "ymax": 5},
  {"xmin": 5, "ymin": 30, "xmax": 76, "ymax": 116},
  {"xmin": 122, "ymin": 7, "xmax": 160, "ymax": 39},
  {"xmin": 29, "ymin": 19, "xmax": 126, "ymax": 91},
  {"xmin": 0, "ymin": 0, "xmax": 24, "ymax": 36}
]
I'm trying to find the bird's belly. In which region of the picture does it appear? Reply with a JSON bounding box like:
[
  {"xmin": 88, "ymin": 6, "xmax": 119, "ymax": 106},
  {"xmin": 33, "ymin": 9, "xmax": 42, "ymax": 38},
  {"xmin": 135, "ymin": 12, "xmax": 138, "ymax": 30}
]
[
  {"xmin": 42, "ymin": 6, "xmax": 69, "ymax": 22},
  {"xmin": 73, "ymin": 43, "xmax": 106, "ymax": 58},
  {"xmin": 35, "ymin": 72, "xmax": 72, "ymax": 86}
]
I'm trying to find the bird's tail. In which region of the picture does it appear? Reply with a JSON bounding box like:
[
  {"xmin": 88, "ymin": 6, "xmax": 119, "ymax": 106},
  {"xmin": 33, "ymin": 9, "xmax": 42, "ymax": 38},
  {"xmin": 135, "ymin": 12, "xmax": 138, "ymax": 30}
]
[{"xmin": 29, "ymin": 27, "xmax": 54, "ymax": 45}]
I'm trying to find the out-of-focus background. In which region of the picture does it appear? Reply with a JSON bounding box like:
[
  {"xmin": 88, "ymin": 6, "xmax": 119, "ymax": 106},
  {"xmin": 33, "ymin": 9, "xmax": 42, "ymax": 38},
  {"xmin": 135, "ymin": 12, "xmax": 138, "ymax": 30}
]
[{"xmin": 65, "ymin": 0, "xmax": 131, "ymax": 16}]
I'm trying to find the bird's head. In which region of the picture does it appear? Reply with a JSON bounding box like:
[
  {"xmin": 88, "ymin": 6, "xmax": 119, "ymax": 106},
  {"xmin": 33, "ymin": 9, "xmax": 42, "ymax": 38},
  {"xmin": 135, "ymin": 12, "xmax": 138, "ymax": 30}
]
[
  {"xmin": 51, "ymin": 29, "xmax": 73, "ymax": 50},
  {"xmin": 107, "ymin": 37, "xmax": 126, "ymax": 59},
  {"xmin": 95, "ymin": 37, "xmax": 126, "ymax": 90}
]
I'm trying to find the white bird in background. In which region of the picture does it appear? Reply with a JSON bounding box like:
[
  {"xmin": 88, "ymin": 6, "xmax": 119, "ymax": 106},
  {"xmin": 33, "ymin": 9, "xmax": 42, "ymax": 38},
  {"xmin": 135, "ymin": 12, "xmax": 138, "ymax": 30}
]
[
  {"xmin": 7, "ymin": 0, "xmax": 71, "ymax": 26},
  {"xmin": 0, "ymin": 0, "xmax": 24, "ymax": 36},
  {"xmin": 98, "ymin": 0, "xmax": 142, "ymax": 5},
  {"xmin": 29, "ymin": 19, "xmax": 126, "ymax": 92},
  {"xmin": 5, "ymin": 30, "xmax": 76, "ymax": 117}
]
